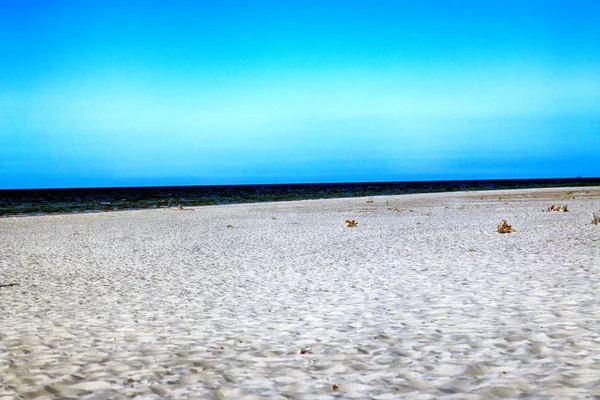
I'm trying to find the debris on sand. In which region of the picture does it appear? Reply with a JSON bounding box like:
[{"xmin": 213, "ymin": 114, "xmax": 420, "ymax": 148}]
[
  {"xmin": 545, "ymin": 204, "xmax": 568, "ymax": 212},
  {"xmin": 593, "ymin": 213, "xmax": 600, "ymax": 225},
  {"xmin": 0, "ymin": 283, "xmax": 19, "ymax": 288},
  {"xmin": 170, "ymin": 202, "xmax": 193, "ymax": 211},
  {"xmin": 497, "ymin": 220, "xmax": 516, "ymax": 233},
  {"xmin": 366, "ymin": 199, "xmax": 374, "ymax": 204},
  {"xmin": 345, "ymin": 220, "xmax": 358, "ymax": 227}
]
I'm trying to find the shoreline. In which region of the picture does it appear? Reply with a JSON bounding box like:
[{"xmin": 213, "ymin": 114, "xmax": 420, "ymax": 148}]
[
  {"xmin": 2, "ymin": 185, "xmax": 599, "ymax": 220},
  {"xmin": 2, "ymin": 178, "xmax": 599, "ymax": 217},
  {"xmin": 1, "ymin": 186, "xmax": 599, "ymax": 399}
]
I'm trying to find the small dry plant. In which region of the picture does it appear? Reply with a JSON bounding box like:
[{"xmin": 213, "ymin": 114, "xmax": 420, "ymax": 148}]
[
  {"xmin": 497, "ymin": 220, "xmax": 516, "ymax": 233},
  {"xmin": 366, "ymin": 199, "xmax": 374, "ymax": 203},
  {"xmin": 545, "ymin": 204, "xmax": 568, "ymax": 212},
  {"xmin": 345, "ymin": 219, "xmax": 358, "ymax": 227},
  {"xmin": 593, "ymin": 213, "xmax": 600, "ymax": 225}
]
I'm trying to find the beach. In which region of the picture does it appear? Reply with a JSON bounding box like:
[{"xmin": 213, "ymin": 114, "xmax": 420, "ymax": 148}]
[{"xmin": 1, "ymin": 187, "xmax": 599, "ymax": 399}]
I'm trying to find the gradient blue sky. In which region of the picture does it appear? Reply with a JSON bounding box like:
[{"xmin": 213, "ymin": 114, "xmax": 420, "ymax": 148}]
[{"xmin": 1, "ymin": 0, "xmax": 599, "ymax": 189}]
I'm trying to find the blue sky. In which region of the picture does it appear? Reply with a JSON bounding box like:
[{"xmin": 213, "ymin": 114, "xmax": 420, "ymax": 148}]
[{"xmin": 1, "ymin": 0, "xmax": 599, "ymax": 189}]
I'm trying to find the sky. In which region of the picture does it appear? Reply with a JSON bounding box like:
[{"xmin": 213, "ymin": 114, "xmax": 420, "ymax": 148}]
[{"xmin": 1, "ymin": 0, "xmax": 599, "ymax": 189}]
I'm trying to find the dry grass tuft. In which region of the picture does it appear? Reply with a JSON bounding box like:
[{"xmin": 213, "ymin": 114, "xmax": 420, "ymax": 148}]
[
  {"xmin": 366, "ymin": 199, "xmax": 374, "ymax": 203},
  {"xmin": 593, "ymin": 213, "xmax": 600, "ymax": 225},
  {"xmin": 497, "ymin": 220, "xmax": 516, "ymax": 233},
  {"xmin": 545, "ymin": 204, "xmax": 568, "ymax": 212},
  {"xmin": 345, "ymin": 219, "xmax": 358, "ymax": 227}
]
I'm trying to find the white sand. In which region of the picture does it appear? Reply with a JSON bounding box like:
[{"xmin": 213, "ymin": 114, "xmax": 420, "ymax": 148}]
[{"xmin": 1, "ymin": 187, "xmax": 599, "ymax": 399}]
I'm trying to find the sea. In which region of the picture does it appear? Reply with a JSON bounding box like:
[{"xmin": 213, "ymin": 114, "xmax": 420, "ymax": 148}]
[{"xmin": 1, "ymin": 177, "xmax": 598, "ymax": 217}]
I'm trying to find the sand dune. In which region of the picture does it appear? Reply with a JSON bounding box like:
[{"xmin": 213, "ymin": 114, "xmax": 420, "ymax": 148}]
[{"xmin": 1, "ymin": 187, "xmax": 599, "ymax": 399}]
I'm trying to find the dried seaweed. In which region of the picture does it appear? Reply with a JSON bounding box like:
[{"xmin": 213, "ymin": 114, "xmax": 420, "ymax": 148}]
[
  {"xmin": 497, "ymin": 220, "xmax": 515, "ymax": 233},
  {"xmin": 345, "ymin": 220, "xmax": 358, "ymax": 227},
  {"xmin": 593, "ymin": 213, "xmax": 600, "ymax": 225},
  {"xmin": 545, "ymin": 204, "xmax": 569, "ymax": 212}
]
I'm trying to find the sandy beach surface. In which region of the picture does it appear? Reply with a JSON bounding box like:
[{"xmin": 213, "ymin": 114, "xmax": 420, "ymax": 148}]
[{"xmin": 1, "ymin": 187, "xmax": 599, "ymax": 400}]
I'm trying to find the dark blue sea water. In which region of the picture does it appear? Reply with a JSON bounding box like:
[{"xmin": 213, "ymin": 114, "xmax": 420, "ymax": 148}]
[{"xmin": 1, "ymin": 178, "xmax": 598, "ymax": 217}]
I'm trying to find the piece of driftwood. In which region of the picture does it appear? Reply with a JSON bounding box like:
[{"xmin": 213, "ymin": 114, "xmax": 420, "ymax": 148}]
[
  {"xmin": 345, "ymin": 220, "xmax": 358, "ymax": 227},
  {"xmin": 497, "ymin": 220, "xmax": 516, "ymax": 233},
  {"xmin": 0, "ymin": 283, "xmax": 19, "ymax": 288}
]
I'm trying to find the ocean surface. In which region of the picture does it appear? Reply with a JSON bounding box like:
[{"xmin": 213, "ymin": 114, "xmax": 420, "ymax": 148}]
[{"xmin": 1, "ymin": 178, "xmax": 599, "ymax": 217}]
